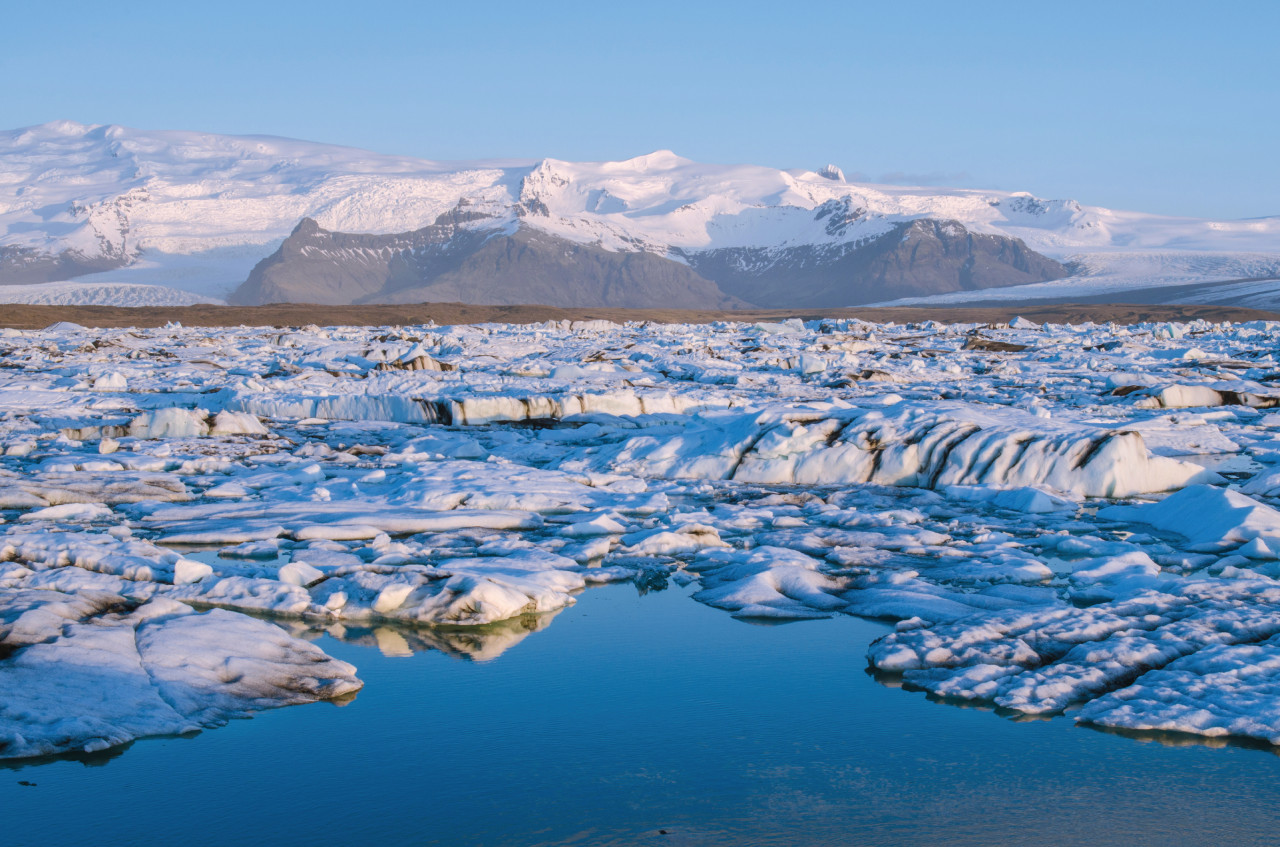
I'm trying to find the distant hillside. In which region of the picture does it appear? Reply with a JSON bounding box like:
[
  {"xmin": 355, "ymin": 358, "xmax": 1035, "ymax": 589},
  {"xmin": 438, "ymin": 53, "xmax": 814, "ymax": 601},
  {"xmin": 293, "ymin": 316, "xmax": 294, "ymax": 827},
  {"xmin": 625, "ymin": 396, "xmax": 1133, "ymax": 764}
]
[{"xmin": 229, "ymin": 214, "xmax": 1062, "ymax": 308}]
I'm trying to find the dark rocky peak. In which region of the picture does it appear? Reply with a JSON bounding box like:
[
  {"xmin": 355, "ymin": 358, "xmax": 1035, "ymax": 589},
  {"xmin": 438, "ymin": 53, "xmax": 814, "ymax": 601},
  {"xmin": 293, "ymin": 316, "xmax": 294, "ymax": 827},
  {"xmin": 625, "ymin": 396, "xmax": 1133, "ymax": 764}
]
[
  {"xmin": 814, "ymin": 198, "xmax": 866, "ymax": 237},
  {"xmin": 290, "ymin": 217, "xmax": 324, "ymax": 237}
]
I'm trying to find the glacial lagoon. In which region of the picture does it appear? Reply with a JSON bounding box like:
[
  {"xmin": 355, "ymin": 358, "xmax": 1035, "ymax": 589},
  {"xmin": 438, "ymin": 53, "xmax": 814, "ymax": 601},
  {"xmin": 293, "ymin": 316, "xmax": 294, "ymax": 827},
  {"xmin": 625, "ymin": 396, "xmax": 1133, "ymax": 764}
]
[
  {"xmin": 7, "ymin": 581, "xmax": 1280, "ymax": 847},
  {"xmin": 8, "ymin": 316, "xmax": 1280, "ymax": 844}
]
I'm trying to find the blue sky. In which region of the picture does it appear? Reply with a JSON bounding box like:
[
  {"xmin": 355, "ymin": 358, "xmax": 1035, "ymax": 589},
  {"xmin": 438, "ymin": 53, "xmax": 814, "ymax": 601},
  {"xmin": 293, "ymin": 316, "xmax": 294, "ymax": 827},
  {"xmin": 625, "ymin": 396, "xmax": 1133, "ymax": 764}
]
[{"xmin": 3, "ymin": 0, "xmax": 1276, "ymax": 219}]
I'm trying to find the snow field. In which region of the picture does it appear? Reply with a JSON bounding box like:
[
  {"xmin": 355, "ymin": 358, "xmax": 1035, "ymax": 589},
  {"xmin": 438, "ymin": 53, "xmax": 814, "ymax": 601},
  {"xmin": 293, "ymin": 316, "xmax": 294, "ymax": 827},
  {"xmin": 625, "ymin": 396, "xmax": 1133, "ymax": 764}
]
[{"xmin": 2, "ymin": 122, "xmax": 1277, "ymax": 303}]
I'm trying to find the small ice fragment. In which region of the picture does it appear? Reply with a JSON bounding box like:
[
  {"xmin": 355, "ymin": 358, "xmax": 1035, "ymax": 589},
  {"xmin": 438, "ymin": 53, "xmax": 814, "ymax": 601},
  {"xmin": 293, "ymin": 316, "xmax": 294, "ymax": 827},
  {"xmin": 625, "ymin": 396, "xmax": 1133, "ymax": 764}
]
[
  {"xmin": 130, "ymin": 409, "xmax": 210, "ymax": 439},
  {"xmin": 279, "ymin": 561, "xmax": 325, "ymax": 587},
  {"xmin": 173, "ymin": 558, "xmax": 214, "ymax": 584},
  {"xmin": 560, "ymin": 514, "xmax": 626, "ymax": 538},
  {"xmin": 19, "ymin": 503, "xmax": 112, "ymax": 523},
  {"xmin": 1238, "ymin": 537, "xmax": 1277, "ymax": 560},
  {"xmin": 797, "ymin": 355, "xmax": 826, "ymax": 374},
  {"xmin": 93, "ymin": 372, "xmax": 128, "ymax": 391},
  {"xmin": 210, "ymin": 411, "xmax": 269, "ymax": 436},
  {"xmin": 373, "ymin": 583, "xmax": 416, "ymax": 613}
]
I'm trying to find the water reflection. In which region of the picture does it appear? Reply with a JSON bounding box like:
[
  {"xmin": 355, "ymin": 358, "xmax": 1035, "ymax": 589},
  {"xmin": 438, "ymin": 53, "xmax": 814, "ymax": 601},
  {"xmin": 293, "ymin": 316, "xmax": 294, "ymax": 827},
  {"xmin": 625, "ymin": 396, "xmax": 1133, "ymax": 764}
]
[
  {"xmin": 7, "ymin": 582, "xmax": 1280, "ymax": 847},
  {"xmin": 871, "ymin": 660, "xmax": 1280, "ymax": 752},
  {"xmin": 279, "ymin": 609, "xmax": 565, "ymax": 662},
  {"xmin": 3, "ymin": 737, "xmax": 148, "ymax": 772},
  {"xmin": 1083, "ymin": 722, "xmax": 1280, "ymax": 756}
]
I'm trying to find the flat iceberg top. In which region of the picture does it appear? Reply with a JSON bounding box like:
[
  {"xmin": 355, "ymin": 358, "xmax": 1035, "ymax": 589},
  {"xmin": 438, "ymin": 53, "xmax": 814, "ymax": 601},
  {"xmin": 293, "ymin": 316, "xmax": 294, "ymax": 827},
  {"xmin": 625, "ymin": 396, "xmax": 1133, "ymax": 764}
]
[{"xmin": 4, "ymin": 313, "xmax": 1280, "ymax": 756}]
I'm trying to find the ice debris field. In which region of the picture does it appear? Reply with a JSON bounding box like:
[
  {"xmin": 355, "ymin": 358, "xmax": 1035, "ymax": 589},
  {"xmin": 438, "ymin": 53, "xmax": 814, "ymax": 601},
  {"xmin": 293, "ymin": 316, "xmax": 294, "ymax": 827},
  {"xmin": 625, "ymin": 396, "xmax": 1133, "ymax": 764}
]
[{"xmin": 5, "ymin": 314, "xmax": 1280, "ymax": 758}]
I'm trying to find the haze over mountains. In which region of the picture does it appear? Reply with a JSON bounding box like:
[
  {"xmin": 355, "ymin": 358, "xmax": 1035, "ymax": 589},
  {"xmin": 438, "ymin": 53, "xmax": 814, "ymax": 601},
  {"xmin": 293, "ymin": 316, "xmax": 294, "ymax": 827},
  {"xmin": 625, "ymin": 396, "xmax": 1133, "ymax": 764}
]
[{"xmin": 2, "ymin": 121, "xmax": 1277, "ymax": 309}]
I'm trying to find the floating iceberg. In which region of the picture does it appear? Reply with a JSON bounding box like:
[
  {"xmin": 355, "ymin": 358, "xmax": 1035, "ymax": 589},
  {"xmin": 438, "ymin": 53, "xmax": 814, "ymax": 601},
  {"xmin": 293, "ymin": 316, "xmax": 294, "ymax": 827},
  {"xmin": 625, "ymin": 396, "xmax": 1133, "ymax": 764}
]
[
  {"xmin": 4, "ymin": 314, "xmax": 1280, "ymax": 755},
  {"xmin": 572, "ymin": 402, "xmax": 1217, "ymax": 498},
  {"xmin": 0, "ymin": 592, "xmax": 360, "ymax": 759}
]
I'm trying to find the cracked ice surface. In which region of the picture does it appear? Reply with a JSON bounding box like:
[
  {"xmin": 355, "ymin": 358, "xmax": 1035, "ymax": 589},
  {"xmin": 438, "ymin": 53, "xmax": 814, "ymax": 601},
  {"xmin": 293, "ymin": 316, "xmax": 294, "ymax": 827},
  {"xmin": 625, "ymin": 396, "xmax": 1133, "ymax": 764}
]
[{"xmin": 4, "ymin": 315, "xmax": 1280, "ymax": 755}]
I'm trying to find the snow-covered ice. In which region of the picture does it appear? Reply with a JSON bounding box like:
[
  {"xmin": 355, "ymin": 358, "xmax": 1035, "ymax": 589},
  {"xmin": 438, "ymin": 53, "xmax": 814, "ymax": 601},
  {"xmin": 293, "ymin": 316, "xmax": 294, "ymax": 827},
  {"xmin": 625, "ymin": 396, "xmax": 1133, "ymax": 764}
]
[
  {"xmin": 0, "ymin": 593, "xmax": 360, "ymax": 759},
  {"xmin": 5, "ymin": 314, "xmax": 1280, "ymax": 756}
]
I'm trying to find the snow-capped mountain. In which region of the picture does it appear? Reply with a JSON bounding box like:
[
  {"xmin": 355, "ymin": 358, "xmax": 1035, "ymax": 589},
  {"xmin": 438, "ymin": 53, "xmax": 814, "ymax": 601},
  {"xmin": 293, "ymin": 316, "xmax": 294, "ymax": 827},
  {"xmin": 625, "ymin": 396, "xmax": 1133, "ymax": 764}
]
[{"xmin": 1, "ymin": 121, "xmax": 1277, "ymax": 308}]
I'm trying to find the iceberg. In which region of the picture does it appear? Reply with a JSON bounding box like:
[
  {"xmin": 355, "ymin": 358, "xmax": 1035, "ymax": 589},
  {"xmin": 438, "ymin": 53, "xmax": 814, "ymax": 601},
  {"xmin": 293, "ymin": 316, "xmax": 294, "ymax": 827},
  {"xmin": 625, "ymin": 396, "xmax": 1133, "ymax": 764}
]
[{"xmin": 3, "ymin": 312, "xmax": 1280, "ymax": 754}]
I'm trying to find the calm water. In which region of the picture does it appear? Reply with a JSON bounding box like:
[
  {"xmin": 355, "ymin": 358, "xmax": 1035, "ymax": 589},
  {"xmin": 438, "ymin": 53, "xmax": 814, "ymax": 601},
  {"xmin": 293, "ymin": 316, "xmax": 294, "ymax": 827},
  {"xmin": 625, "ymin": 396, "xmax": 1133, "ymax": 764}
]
[{"xmin": 5, "ymin": 582, "xmax": 1280, "ymax": 846}]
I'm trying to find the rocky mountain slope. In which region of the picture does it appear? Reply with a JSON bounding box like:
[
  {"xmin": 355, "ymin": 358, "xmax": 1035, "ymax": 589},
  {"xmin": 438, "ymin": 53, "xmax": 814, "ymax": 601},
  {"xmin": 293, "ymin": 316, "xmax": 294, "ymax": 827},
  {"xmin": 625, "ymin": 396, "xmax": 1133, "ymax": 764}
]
[
  {"xmin": 232, "ymin": 216, "xmax": 750, "ymax": 309},
  {"xmin": 681, "ymin": 218, "xmax": 1067, "ymax": 308},
  {"xmin": 229, "ymin": 212, "xmax": 1062, "ymax": 307}
]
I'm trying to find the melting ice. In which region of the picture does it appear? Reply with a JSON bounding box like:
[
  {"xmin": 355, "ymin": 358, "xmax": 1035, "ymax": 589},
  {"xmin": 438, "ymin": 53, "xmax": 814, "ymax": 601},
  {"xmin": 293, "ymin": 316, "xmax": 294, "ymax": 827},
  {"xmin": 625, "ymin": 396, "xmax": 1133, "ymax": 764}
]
[{"xmin": 3, "ymin": 314, "xmax": 1280, "ymax": 756}]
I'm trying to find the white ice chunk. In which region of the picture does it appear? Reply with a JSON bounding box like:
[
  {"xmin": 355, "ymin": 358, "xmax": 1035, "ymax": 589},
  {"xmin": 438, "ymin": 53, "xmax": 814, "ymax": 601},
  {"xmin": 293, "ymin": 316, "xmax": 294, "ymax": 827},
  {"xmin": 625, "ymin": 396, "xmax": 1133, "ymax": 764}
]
[
  {"xmin": 210, "ymin": 411, "xmax": 269, "ymax": 436},
  {"xmin": 18, "ymin": 503, "xmax": 112, "ymax": 523},
  {"xmin": 173, "ymin": 558, "xmax": 214, "ymax": 585},
  {"xmin": 1078, "ymin": 635, "xmax": 1280, "ymax": 744},
  {"xmin": 692, "ymin": 546, "xmax": 846, "ymax": 619},
  {"xmin": 0, "ymin": 596, "xmax": 360, "ymax": 759},
  {"xmin": 590, "ymin": 403, "xmax": 1217, "ymax": 498},
  {"xmin": 1100, "ymin": 485, "xmax": 1280, "ymax": 553},
  {"xmin": 129, "ymin": 408, "xmax": 210, "ymax": 439},
  {"xmin": 92, "ymin": 372, "xmax": 127, "ymax": 391}
]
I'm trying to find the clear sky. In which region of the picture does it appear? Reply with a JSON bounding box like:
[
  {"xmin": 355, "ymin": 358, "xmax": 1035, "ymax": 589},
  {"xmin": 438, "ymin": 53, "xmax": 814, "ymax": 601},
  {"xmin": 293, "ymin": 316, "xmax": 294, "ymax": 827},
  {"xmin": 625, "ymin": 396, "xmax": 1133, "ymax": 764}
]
[{"xmin": 3, "ymin": 0, "xmax": 1276, "ymax": 219}]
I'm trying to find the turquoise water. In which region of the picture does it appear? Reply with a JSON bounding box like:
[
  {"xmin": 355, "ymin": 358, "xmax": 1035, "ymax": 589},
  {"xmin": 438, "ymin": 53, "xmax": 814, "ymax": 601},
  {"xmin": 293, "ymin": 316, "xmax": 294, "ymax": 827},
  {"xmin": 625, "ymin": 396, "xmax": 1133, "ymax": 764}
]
[{"xmin": 5, "ymin": 582, "xmax": 1280, "ymax": 846}]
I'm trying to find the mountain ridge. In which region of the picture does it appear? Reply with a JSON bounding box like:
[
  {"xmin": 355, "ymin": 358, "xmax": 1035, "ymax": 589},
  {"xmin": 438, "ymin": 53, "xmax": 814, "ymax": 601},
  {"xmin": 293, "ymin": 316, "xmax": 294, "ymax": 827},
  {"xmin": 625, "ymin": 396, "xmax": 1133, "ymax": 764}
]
[
  {"xmin": 228, "ymin": 213, "xmax": 1066, "ymax": 308},
  {"xmin": 2, "ymin": 121, "xmax": 1277, "ymax": 308}
]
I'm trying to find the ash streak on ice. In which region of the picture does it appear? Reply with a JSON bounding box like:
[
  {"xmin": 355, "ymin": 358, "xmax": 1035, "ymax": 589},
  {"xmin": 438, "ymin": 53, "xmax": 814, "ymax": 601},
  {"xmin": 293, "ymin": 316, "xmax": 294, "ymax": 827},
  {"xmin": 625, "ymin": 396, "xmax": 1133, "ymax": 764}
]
[{"xmin": 3, "ymin": 313, "xmax": 1280, "ymax": 757}]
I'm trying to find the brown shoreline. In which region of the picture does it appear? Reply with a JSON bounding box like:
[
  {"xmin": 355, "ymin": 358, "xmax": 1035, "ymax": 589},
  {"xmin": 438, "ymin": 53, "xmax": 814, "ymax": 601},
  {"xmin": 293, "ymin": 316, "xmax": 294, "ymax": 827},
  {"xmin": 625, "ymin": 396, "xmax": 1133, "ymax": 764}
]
[{"xmin": 2, "ymin": 301, "xmax": 1277, "ymax": 330}]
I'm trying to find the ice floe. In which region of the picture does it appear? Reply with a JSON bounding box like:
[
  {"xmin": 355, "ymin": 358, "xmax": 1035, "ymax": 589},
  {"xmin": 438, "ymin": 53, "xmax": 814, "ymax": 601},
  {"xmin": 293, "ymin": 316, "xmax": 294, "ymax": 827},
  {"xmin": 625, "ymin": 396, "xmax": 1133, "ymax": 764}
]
[
  {"xmin": 4, "ymin": 314, "xmax": 1280, "ymax": 755},
  {"xmin": 0, "ymin": 593, "xmax": 360, "ymax": 759}
]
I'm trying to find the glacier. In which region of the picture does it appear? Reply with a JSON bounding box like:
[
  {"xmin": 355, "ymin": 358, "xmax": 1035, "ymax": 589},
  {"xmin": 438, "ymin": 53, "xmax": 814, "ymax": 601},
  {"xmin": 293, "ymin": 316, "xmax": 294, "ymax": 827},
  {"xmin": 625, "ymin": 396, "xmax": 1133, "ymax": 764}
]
[{"xmin": 1, "ymin": 121, "xmax": 1277, "ymax": 306}]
